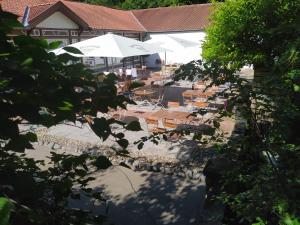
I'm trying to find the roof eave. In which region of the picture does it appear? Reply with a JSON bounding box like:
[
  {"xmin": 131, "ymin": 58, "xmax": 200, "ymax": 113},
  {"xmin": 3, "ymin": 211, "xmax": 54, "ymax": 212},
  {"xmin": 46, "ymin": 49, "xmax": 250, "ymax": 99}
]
[
  {"xmin": 147, "ymin": 28, "xmax": 207, "ymax": 33},
  {"xmin": 29, "ymin": 1, "xmax": 89, "ymax": 29}
]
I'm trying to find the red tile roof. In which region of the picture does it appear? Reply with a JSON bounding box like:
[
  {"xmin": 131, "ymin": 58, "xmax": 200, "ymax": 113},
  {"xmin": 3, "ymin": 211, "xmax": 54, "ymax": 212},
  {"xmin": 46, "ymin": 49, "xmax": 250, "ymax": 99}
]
[
  {"xmin": 1, "ymin": 0, "xmax": 212, "ymax": 32},
  {"xmin": 0, "ymin": 0, "xmax": 60, "ymax": 16},
  {"xmin": 28, "ymin": 4, "xmax": 53, "ymax": 22},
  {"xmin": 132, "ymin": 3, "xmax": 212, "ymax": 32},
  {"xmin": 61, "ymin": 1, "xmax": 145, "ymax": 31}
]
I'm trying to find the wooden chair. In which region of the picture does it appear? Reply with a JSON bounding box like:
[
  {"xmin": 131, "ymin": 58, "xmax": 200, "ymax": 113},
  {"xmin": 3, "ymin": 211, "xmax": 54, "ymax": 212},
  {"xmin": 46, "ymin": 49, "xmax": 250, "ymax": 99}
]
[
  {"xmin": 167, "ymin": 101, "xmax": 180, "ymax": 108},
  {"xmin": 152, "ymin": 93, "xmax": 165, "ymax": 108},
  {"xmin": 182, "ymin": 92, "xmax": 194, "ymax": 105},
  {"xmin": 194, "ymin": 85, "xmax": 204, "ymax": 90},
  {"xmin": 145, "ymin": 117, "xmax": 165, "ymax": 134},
  {"xmin": 197, "ymin": 81, "xmax": 206, "ymax": 85},
  {"xmin": 205, "ymin": 91, "xmax": 215, "ymax": 97},
  {"xmin": 196, "ymin": 93, "xmax": 209, "ymax": 99},
  {"xmin": 211, "ymin": 85, "xmax": 219, "ymax": 91},
  {"xmin": 152, "ymin": 72, "xmax": 161, "ymax": 78},
  {"xmin": 112, "ymin": 113, "xmax": 121, "ymax": 120},
  {"xmin": 193, "ymin": 101, "xmax": 209, "ymax": 108},
  {"xmin": 162, "ymin": 118, "xmax": 182, "ymax": 143},
  {"xmin": 162, "ymin": 118, "xmax": 177, "ymax": 130}
]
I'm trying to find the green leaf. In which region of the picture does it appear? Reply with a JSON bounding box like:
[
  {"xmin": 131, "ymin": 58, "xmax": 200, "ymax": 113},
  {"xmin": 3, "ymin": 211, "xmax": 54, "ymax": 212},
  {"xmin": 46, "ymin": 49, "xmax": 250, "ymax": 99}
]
[
  {"xmin": 213, "ymin": 120, "xmax": 220, "ymax": 128},
  {"xmin": 92, "ymin": 156, "xmax": 112, "ymax": 170},
  {"xmin": 115, "ymin": 133, "xmax": 125, "ymax": 139},
  {"xmin": 162, "ymin": 135, "xmax": 168, "ymax": 141},
  {"xmin": 119, "ymin": 162, "xmax": 131, "ymax": 169},
  {"xmin": 126, "ymin": 121, "xmax": 142, "ymax": 131},
  {"xmin": 5, "ymin": 133, "xmax": 36, "ymax": 152},
  {"xmin": 0, "ymin": 79, "xmax": 9, "ymax": 89},
  {"xmin": 58, "ymin": 101, "xmax": 74, "ymax": 111},
  {"xmin": 48, "ymin": 41, "xmax": 62, "ymax": 50},
  {"xmin": 91, "ymin": 118, "xmax": 111, "ymax": 141},
  {"xmin": 25, "ymin": 132, "xmax": 38, "ymax": 142},
  {"xmin": 282, "ymin": 214, "xmax": 300, "ymax": 225},
  {"xmin": 63, "ymin": 46, "xmax": 83, "ymax": 55},
  {"xmin": 21, "ymin": 57, "xmax": 33, "ymax": 66},
  {"xmin": 117, "ymin": 139, "xmax": 129, "ymax": 149},
  {"xmin": 0, "ymin": 197, "xmax": 12, "ymax": 225},
  {"xmin": 0, "ymin": 118, "xmax": 19, "ymax": 140},
  {"xmin": 293, "ymin": 84, "xmax": 300, "ymax": 92},
  {"xmin": 137, "ymin": 142, "xmax": 144, "ymax": 150}
]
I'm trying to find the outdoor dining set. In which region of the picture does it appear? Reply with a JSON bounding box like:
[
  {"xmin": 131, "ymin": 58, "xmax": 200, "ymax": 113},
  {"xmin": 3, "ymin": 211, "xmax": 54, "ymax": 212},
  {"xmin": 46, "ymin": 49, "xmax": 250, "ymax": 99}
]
[{"xmin": 109, "ymin": 72, "xmax": 231, "ymax": 137}]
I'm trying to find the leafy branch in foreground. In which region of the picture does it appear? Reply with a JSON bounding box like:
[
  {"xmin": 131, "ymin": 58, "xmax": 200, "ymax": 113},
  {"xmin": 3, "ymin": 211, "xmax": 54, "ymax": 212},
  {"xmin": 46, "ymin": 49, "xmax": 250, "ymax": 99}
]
[
  {"xmin": 0, "ymin": 10, "xmax": 139, "ymax": 224},
  {"xmin": 174, "ymin": 0, "xmax": 300, "ymax": 224}
]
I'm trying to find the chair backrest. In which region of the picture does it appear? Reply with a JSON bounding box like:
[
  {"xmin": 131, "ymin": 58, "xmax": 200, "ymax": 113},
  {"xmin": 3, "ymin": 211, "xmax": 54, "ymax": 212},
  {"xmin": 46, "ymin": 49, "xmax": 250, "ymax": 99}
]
[
  {"xmin": 112, "ymin": 113, "xmax": 120, "ymax": 120},
  {"xmin": 197, "ymin": 93, "xmax": 209, "ymax": 99},
  {"xmin": 157, "ymin": 92, "xmax": 165, "ymax": 101},
  {"xmin": 152, "ymin": 72, "xmax": 161, "ymax": 78},
  {"xmin": 205, "ymin": 91, "xmax": 215, "ymax": 97},
  {"xmin": 182, "ymin": 92, "xmax": 194, "ymax": 98},
  {"xmin": 126, "ymin": 69, "xmax": 132, "ymax": 76},
  {"xmin": 168, "ymin": 101, "xmax": 180, "ymax": 108},
  {"xmin": 145, "ymin": 117, "xmax": 158, "ymax": 126},
  {"xmin": 194, "ymin": 84, "xmax": 205, "ymax": 90},
  {"xmin": 211, "ymin": 85, "xmax": 219, "ymax": 90},
  {"xmin": 194, "ymin": 101, "xmax": 209, "ymax": 108},
  {"xmin": 163, "ymin": 118, "xmax": 177, "ymax": 129},
  {"xmin": 131, "ymin": 68, "xmax": 137, "ymax": 78}
]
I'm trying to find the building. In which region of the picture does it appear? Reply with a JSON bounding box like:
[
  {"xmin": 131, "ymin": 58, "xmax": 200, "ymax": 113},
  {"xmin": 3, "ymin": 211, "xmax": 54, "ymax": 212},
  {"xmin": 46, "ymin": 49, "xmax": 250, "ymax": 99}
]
[{"xmin": 0, "ymin": 0, "xmax": 212, "ymax": 69}]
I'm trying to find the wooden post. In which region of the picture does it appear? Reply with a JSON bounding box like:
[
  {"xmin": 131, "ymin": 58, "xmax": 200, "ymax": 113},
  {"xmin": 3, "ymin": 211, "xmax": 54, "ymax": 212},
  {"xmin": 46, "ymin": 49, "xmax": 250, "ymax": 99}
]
[{"xmin": 105, "ymin": 57, "xmax": 109, "ymax": 71}]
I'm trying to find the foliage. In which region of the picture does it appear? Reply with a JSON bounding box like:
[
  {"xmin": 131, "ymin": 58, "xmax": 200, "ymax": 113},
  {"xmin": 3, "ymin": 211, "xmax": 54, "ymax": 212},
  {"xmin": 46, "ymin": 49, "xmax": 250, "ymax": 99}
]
[
  {"xmin": 128, "ymin": 81, "xmax": 145, "ymax": 90},
  {"xmin": 0, "ymin": 197, "xmax": 12, "ymax": 225},
  {"xmin": 0, "ymin": 10, "xmax": 137, "ymax": 224},
  {"xmin": 174, "ymin": 0, "xmax": 300, "ymax": 224},
  {"xmin": 203, "ymin": 0, "xmax": 300, "ymax": 70},
  {"xmin": 72, "ymin": 0, "xmax": 214, "ymax": 9}
]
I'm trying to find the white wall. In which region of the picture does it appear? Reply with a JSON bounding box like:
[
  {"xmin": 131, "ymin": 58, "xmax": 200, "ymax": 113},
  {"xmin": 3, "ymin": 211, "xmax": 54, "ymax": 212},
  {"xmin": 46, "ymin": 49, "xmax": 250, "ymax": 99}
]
[
  {"xmin": 37, "ymin": 12, "xmax": 79, "ymax": 29},
  {"xmin": 145, "ymin": 31, "xmax": 206, "ymax": 68}
]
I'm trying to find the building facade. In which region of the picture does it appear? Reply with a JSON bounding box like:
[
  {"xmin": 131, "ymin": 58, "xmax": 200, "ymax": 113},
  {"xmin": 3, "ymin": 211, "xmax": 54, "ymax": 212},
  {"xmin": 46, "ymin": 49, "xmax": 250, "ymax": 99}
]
[{"xmin": 1, "ymin": 0, "xmax": 212, "ymax": 69}]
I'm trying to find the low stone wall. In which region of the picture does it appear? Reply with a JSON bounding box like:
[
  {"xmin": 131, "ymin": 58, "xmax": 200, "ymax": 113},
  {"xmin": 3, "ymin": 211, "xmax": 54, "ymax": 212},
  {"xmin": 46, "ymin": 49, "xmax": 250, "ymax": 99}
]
[{"xmin": 35, "ymin": 128, "xmax": 205, "ymax": 180}]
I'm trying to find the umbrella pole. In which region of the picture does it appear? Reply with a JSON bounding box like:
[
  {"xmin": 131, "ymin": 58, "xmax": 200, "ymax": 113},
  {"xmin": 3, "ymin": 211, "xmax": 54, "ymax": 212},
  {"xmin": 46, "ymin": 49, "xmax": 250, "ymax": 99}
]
[
  {"xmin": 105, "ymin": 57, "xmax": 109, "ymax": 71},
  {"xmin": 164, "ymin": 51, "xmax": 167, "ymax": 76}
]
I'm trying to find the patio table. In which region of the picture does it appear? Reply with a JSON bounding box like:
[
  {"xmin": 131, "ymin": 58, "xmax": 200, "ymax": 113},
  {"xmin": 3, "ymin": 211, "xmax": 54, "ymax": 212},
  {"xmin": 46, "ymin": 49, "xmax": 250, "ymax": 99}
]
[
  {"xmin": 134, "ymin": 90, "xmax": 156, "ymax": 96},
  {"xmin": 150, "ymin": 110, "xmax": 194, "ymax": 124},
  {"xmin": 134, "ymin": 89, "xmax": 157, "ymax": 106},
  {"xmin": 182, "ymin": 90, "xmax": 215, "ymax": 98}
]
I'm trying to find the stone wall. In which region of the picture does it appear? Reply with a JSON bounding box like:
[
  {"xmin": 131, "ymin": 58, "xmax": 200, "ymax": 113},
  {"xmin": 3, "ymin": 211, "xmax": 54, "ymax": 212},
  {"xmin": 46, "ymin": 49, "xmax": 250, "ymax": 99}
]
[{"xmin": 35, "ymin": 128, "xmax": 205, "ymax": 180}]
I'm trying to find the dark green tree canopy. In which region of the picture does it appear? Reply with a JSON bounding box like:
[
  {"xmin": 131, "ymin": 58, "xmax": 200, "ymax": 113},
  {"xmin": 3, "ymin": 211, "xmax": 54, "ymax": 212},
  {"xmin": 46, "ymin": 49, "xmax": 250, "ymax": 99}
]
[
  {"xmin": 199, "ymin": 0, "xmax": 300, "ymax": 224},
  {"xmin": 72, "ymin": 0, "xmax": 214, "ymax": 9},
  {"xmin": 203, "ymin": 0, "xmax": 300, "ymax": 70},
  {"xmin": 0, "ymin": 9, "xmax": 140, "ymax": 224}
]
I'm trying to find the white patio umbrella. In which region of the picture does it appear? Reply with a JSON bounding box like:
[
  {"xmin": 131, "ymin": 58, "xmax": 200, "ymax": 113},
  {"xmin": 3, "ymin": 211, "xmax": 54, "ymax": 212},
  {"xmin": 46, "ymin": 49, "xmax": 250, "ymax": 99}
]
[
  {"xmin": 52, "ymin": 33, "xmax": 166, "ymax": 58},
  {"xmin": 145, "ymin": 35, "xmax": 199, "ymax": 65}
]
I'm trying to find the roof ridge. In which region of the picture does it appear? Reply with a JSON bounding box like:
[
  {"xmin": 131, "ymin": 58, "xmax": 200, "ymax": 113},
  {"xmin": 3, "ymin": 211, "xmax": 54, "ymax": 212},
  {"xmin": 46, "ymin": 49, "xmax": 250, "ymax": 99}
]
[
  {"xmin": 130, "ymin": 11, "xmax": 147, "ymax": 32},
  {"xmin": 30, "ymin": 2, "xmax": 56, "ymax": 8},
  {"xmin": 61, "ymin": 0, "xmax": 127, "ymax": 12},
  {"xmin": 131, "ymin": 3, "xmax": 212, "ymax": 12}
]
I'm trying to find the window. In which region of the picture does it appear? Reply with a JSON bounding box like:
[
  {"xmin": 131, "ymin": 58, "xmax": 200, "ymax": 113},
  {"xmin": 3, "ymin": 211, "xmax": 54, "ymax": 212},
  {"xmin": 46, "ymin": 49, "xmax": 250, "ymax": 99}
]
[
  {"xmin": 31, "ymin": 29, "xmax": 40, "ymax": 36},
  {"xmin": 42, "ymin": 30, "xmax": 68, "ymax": 36},
  {"xmin": 71, "ymin": 31, "xmax": 78, "ymax": 36}
]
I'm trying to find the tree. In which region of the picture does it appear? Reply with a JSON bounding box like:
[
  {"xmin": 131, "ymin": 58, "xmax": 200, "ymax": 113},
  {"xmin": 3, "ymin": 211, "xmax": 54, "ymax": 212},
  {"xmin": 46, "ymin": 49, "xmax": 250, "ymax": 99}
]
[
  {"xmin": 120, "ymin": 0, "xmax": 211, "ymax": 9},
  {"xmin": 196, "ymin": 0, "xmax": 300, "ymax": 224},
  {"xmin": 0, "ymin": 10, "xmax": 140, "ymax": 224},
  {"xmin": 203, "ymin": 0, "xmax": 300, "ymax": 76},
  {"xmin": 71, "ymin": 0, "xmax": 213, "ymax": 9}
]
